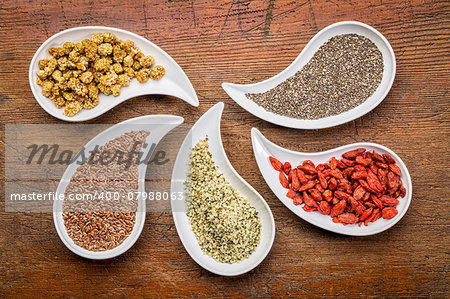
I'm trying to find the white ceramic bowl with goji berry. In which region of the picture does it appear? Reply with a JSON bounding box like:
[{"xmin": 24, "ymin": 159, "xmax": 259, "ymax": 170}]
[{"xmin": 251, "ymin": 128, "xmax": 412, "ymax": 236}]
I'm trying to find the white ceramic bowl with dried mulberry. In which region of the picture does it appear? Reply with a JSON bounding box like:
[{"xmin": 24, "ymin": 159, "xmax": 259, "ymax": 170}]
[{"xmin": 30, "ymin": 26, "xmax": 198, "ymax": 122}]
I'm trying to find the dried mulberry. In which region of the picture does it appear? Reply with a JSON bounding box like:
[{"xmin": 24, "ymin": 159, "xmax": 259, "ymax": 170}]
[
  {"xmin": 98, "ymin": 43, "xmax": 113, "ymax": 56},
  {"xmin": 149, "ymin": 65, "xmax": 165, "ymax": 80},
  {"xmin": 36, "ymin": 32, "xmax": 164, "ymax": 116},
  {"xmin": 139, "ymin": 55, "xmax": 154, "ymax": 68}
]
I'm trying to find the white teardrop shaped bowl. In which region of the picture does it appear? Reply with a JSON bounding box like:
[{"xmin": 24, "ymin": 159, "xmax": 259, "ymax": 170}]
[
  {"xmin": 30, "ymin": 26, "xmax": 198, "ymax": 122},
  {"xmin": 53, "ymin": 115, "xmax": 184, "ymax": 259},
  {"xmin": 170, "ymin": 102, "xmax": 275, "ymax": 276},
  {"xmin": 222, "ymin": 21, "xmax": 396, "ymax": 129},
  {"xmin": 251, "ymin": 128, "xmax": 412, "ymax": 236}
]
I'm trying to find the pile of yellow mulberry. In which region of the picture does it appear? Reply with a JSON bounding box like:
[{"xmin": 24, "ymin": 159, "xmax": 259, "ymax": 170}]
[{"xmin": 36, "ymin": 33, "xmax": 166, "ymax": 117}]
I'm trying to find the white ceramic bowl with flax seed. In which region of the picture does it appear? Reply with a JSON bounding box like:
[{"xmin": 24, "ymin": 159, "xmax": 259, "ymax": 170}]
[
  {"xmin": 29, "ymin": 26, "xmax": 198, "ymax": 122},
  {"xmin": 171, "ymin": 103, "xmax": 275, "ymax": 276},
  {"xmin": 53, "ymin": 115, "xmax": 183, "ymax": 259},
  {"xmin": 222, "ymin": 21, "xmax": 396, "ymax": 129}
]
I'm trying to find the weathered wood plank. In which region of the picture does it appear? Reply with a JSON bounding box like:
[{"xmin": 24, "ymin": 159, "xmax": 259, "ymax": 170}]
[{"xmin": 0, "ymin": 0, "xmax": 449, "ymax": 297}]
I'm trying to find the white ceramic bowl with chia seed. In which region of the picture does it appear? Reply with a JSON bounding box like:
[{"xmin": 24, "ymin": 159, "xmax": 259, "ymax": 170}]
[
  {"xmin": 53, "ymin": 115, "xmax": 184, "ymax": 259},
  {"xmin": 170, "ymin": 102, "xmax": 276, "ymax": 276},
  {"xmin": 29, "ymin": 26, "xmax": 198, "ymax": 122},
  {"xmin": 222, "ymin": 21, "xmax": 396, "ymax": 129},
  {"xmin": 252, "ymin": 128, "xmax": 412, "ymax": 236}
]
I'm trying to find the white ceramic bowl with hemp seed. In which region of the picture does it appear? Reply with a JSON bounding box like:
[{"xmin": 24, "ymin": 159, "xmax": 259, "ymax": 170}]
[
  {"xmin": 170, "ymin": 102, "xmax": 275, "ymax": 276},
  {"xmin": 53, "ymin": 115, "xmax": 183, "ymax": 259},
  {"xmin": 222, "ymin": 21, "xmax": 396, "ymax": 129},
  {"xmin": 29, "ymin": 26, "xmax": 198, "ymax": 122}
]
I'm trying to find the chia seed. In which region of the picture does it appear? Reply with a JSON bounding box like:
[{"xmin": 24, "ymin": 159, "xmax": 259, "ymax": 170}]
[{"xmin": 246, "ymin": 34, "xmax": 384, "ymax": 120}]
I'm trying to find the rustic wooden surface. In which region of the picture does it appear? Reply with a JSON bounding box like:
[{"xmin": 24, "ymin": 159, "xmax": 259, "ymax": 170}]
[{"xmin": 0, "ymin": 0, "xmax": 449, "ymax": 297}]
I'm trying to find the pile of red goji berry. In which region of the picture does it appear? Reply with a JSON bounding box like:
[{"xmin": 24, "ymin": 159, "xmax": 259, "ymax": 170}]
[{"xmin": 269, "ymin": 148, "xmax": 406, "ymax": 226}]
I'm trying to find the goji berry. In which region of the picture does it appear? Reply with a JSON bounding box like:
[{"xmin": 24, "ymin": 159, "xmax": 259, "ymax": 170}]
[
  {"xmin": 269, "ymin": 156, "xmax": 283, "ymax": 171},
  {"xmin": 356, "ymin": 155, "xmax": 372, "ymax": 166},
  {"xmin": 335, "ymin": 191, "xmax": 352, "ymax": 202},
  {"xmin": 330, "ymin": 157, "xmax": 338, "ymax": 169},
  {"xmin": 383, "ymin": 153, "xmax": 396, "ymax": 164},
  {"xmin": 283, "ymin": 162, "xmax": 292, "ymax": 175},
  {"xmin": 330, "ymin": 199, "xmax": 347, "ymax": 217},
  {"xmin": 368, "ymin": 163, "xmax": 379, "ymax": 174},
  {"xmin": 303, "ymin": 191, "xmax": 318, "ymax": 207},
  {"xmin": 363, "ymin": 191, "xmax": 371, "ymax": 202},
  {"xmin": 279, "ymin": 172, "xmax": 289, "ymax": 188},
  {"xmin": 298, "ymin": 164, "xmax": 317, "ymax": 174},
  {"xmin": 365, "ymin": 208, "xmax": 381, "ymax": 225},
  {"xmin": 342, "ymin": 167, "xmax": 354, "ymax": 180},
  {"xmin": 378, "ymin": 168, "xmax": 388, "ymax": 188},
  {"xmin": 367, "ymin": 169, "xmax": 383, "ymax": 193},
  {"xmin": 371, "ymin": 194, "xmax": 384, "ymax": 210},
  {"xmin": 379, "ymin": 195, "xmax": 399, "ymax": 206},
  {"xmin": 372, "ymin": 151, "xmax": 386, "ymax": 163},
  {"xmin": 350, "ymin": 197, "xmax": 366, "ymax": 215},
  {"xmin": 382, "ymin": 207, "xmax": 398, "ymax": 219},
  {"xmin": 298, "ymin": 180, "xmax": 316, "ymax": 192},
  {"xmin": 317, "ymin": 171, "xmax": 328, "ymax": 189},
  {"xmin": 316, "ymin": 163, "xmax": 328, "ymax": 172},
  {"xmin": 338, "ymin": 213, "xmax": 359, "ymax": 224},
  {"xmin": 359, "ymin": 207, "xmax": 373, "ymax": 221},
  {"xmin": 336, "ymin": 159, "xmax": 347, "ymax": 169},
  {"xmin": 296, "ymin": 169, "xmax": 308, "ymax": 184},
  {"xmin": 341, "ymin": 158, "xmax": 356, "ymax": 167},
  {"xmin": 303, "ymin": 160, "xmax": 315, "ymax": 167},
  {"xmin": 352, "ymin": 170, "xmax": 368, "ymax": 180},
  {"xmin": 329, "ymin": 177, "xmax": 338, "ymax": 190},
  {"xmin": 329, "ymin": 169, "xmax": 343, "ymax": 179},
  {"xmin": 304, "ymin": 174, "xmax": 317, "ymax": 180},
  {"xmin": 375, "ymin": 162, "xmax": 388, "ymax": 169},
  {"xmin": 323, "ymin": 190, "xmax": 333, "ymax": 202},
  {"xmin": 309, "ymin": 188, "xmax": 323, "ymax": 202},
  {"xmin": 302, "ymin": 205, "xmax": 317, "ymax": 212},
  {"xmin": 319, "ymin": 201, "xmax": 331, "ymax": 215},
  {"xmin": 291, "ymin": 169, "xmax": 300, "ymax": 191},
  {"xmin": 293, "ymin": 194, "xmax": 303, "ymax": 205},
  {"xmin": 389, "ymin": 164, "xmax": 401, "ymax": 176},
  {"xmin": 286, "ymin": 188, "xmax": 296, "ymax": 199},
  {"xmin": 353, "ymin": 185, "xmax": 366, "ymax": 201},
  {"xmin": 342, "ymin": 148, "xmax": 366, "ymax": 159},
  {"xmin": 315, "ymin": 182, "xmax": 325, "ymax": 193},
  {"xmin": 399, "ymin": 185, "xmax": 406, "ymax": 198}
]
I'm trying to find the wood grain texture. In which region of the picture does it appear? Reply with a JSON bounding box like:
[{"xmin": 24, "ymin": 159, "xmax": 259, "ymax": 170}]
[{"xmin": 0, "ymin": 0, "xmax": 449, "ymax": 297}]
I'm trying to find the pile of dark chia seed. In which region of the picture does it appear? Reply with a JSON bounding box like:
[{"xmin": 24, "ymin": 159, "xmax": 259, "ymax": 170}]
[{"xmin": 246, "ymin": 34, "xmax": 384, "ymax": 120}]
